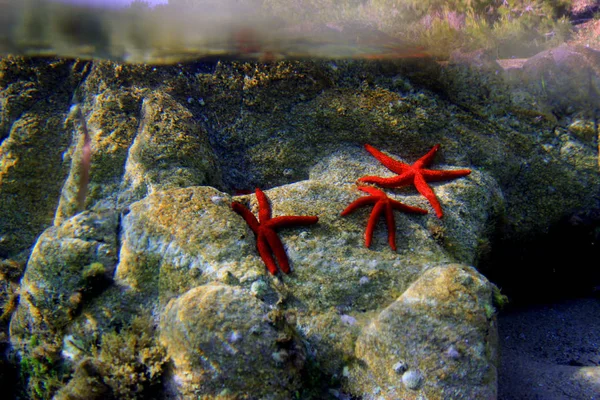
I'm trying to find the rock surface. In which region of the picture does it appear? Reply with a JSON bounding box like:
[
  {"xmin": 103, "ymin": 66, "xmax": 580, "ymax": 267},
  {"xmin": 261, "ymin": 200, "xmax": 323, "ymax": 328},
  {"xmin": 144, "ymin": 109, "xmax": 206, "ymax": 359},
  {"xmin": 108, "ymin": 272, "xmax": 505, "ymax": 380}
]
[
  {"xmin": 7, "ymin": 174, "xmax": 503, "ymax": 398},
  {"xmin": 10, "ymin": 210, "xmax": 118, "ymax": 347},
  {"xmin": 498, "ymin": 297, "xmax": 600, "ymax": 400},
  {"xmin": 1, "ymin": 44, "xmax": 599, "ymax": 398},
  {"xmin": 160, "ymin": 283, "xmax": 305, "ymax": 398},
  {"xmin": 352, "ymin": 265, "xmax": 498, "ymax": 399}
]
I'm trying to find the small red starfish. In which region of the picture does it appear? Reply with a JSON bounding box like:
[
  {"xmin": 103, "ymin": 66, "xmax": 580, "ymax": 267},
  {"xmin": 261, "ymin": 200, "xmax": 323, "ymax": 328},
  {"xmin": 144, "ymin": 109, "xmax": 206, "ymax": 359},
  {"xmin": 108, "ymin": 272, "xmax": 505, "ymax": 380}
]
[
  {"xmin": 358, "ymin": 144, "xmax": 471, "ymax": 218},
  {"xmin": 341, "ymin": 186, "xmax": 427, "ymax": 250},
  {"xmin": 231, "ymin": 188, "xmax": 318, "ymax": 275}
]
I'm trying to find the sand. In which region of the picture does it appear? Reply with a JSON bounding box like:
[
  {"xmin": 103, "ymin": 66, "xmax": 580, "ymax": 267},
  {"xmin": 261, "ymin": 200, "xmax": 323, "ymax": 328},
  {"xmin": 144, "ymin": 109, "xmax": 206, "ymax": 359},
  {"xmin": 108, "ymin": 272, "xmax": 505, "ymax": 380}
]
[{"xmin": 498, "ymin": 297, "xmax": 600, "ymax": 399}]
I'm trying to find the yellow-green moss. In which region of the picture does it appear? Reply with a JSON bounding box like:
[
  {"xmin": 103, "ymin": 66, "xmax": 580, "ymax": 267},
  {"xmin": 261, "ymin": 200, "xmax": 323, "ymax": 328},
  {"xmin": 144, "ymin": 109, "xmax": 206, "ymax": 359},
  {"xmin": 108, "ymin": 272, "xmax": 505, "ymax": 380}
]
[
  {"xmin": 19, "ymin": 336, "xmax": 69, "ymax": 400},
  {"xmin": 56, "ymin": 315, "xmax": 166, "ymax": 400},
  {"xmin": 492, "ymin": 285, "xmax": 509, "ymax": 310},
  {"xmin": 81, "ymin": 263, "xmax": 106, "ymax": 281}
]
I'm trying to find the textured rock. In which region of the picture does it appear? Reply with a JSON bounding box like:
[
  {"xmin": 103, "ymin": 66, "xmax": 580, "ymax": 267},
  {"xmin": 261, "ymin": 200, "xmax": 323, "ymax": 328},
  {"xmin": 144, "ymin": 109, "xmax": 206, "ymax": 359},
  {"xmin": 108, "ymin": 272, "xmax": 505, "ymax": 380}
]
[
  {"xmin": 10, "ymin": 162, "xmax": 500, "ymax": 398},
  {"xmin": 521, "ymin": 44, "xmax": 600, "ymax": 115},
  {"xmin": 159, "ymin": 283, "xmax": 304, "ymax": 399},
  {"xmin": 310, "ymin": 147, "xmax": 505, "ymax": 266},
  {"xmin": 0, "ymin": 58, "xmax": 87, "ymax": 258},
  {"xmin": 351, "ymin": 264, "xmax": 498, "ymax": 399},
  {"xmin": 113, "ymin": 186, "xmax": 248, "ymax": 305},
  {"xmin": 9, "ymin": 210, "xmax": 118, "ymax": 346},
  {"xmin": 441, "ymin": 48, "xmax": 510, "ymax": 116},
  {"xmin": 110, "ymin": 162, "xmax": 502, "ymax": 312},
  {"xmin": 2, "ymin": 44, "xmax": 599, "ymax": 399},
  {"xmin": 2, "ymin": 55, "xmax": 598, "ymax": 264},
  {"xmin": 55, "ymin": 65, "xmax": 223, "ymax": 224}
]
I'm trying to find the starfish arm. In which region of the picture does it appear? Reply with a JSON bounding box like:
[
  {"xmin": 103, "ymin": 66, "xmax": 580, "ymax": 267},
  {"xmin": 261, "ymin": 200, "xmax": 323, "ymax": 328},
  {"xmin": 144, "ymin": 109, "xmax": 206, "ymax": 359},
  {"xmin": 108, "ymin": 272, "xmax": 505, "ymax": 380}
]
[
  {"xmin": 414, "ymin": 173, "xmax": 444, "ymax": 218},
  {"xmin": 254, "ymin": 188, "xmax": 272, "ymax": 223},
  {"xmin": 357, "ymin": 172, "xmax": 413, "ymax": 188},
  {"xmin": 262, "ymin": 228, "xmax": 291, "ymax": 274},
  {"xmin": 384, "ymin": 202, "xmax": 397, "ymax": 251},
  {"xmin": 356, "ymin": 185, "xmax": 385, "ymax": 196},
  {"xmin": 231, "ymin": 202, "xmax": 260, "ymax": 233},
  {"xmin": 421, "ymin": 168, "xmax": 471, "ymax": 182},
  {"xmin": 269, "ymin": 215, "xmax": 319, "ymax": 229},
  {"xmin": 364, "ymin": 144, "xmax": 410, "ymax": 174},
  {"xmin": 365, "ymin": 200, "xmax": 385, "ymax": 248},
  {"xmin": 340, "ymin": 196, "xmax": 378, "ymax": 216},
  {"xmin": 256, "ymin": 231, "xmax": 278, "ymax": 275},
  {"xmin": 414, "ymin": 144, "xmax": 440, "ymax": 168},
  {"xmin": 389, "ymin": 198, "xmax": 429, "ymax": 214}
]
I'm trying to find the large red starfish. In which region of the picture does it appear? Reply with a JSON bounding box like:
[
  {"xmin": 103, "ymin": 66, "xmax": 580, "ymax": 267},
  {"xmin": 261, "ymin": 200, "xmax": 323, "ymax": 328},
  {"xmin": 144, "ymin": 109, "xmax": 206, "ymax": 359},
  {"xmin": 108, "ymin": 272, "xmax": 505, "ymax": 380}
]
[
  {"xmin": 231, "ymin": 188, "xmax": 318, "ymax": 275},
  {"xmin": 358, "ymin": 144, "xmax": 471, "ymax": 218},
  {"xmin": 341, "ymin": 186, "xmax": 427, "ymax": 250}
]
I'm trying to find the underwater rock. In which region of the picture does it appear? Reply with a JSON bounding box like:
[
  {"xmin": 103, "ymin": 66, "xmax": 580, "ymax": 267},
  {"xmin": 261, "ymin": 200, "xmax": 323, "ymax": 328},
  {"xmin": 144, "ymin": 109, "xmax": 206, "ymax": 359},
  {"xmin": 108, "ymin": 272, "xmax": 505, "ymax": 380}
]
[
  {"xmin": 351, "ymin": 264, "xmax": 498, "ymax": 399},
  {"xmin": 118, "ymin": 90, "xmax": 221, "ymax": 205},
  {"xmin": 4, "ymin": 55, "xmax": 597, "ymax": 255},
  {"xmin": 111, "ymin": 166, "xmax": 502, "ymax": 311},
  {"xmin": 441, "ymin": 48, "xmax": 511, "ymax": 116},
  {"xmin": 0, "ymin": 58, "xmax": 87, "ymax": 259},
  {"xmin": 2, "ymin": 45, "xmax": 599, "ymax": 398},
  {"xmin": 55, "ymin": 314, "xmax": 166, "ymax": 400},
  {"xmin": 439, "ymin": 44, "xmax": 600, "ymax": 122},
  {"xmin": 159, "ymin": 282, "xmax": 304, "ymax": 399},
  {"xmin": 113, "ymin": 186, "xmax": 250, "ymax": 305},
  {"xmin": 74, "ymin": 169, "xmax": 500, "ymax": 398},
  {"xmin": 9, "ymin": 209, "xmax": 118, "ymax": 348},
  {"xmin": 3, "ymin": 158, "xmax": 501, "ymax": 397},
  {"xmin": 310, "ymin": 147, "xmax": 505, "ymax": 266},
  {"xmin": 55, "ymin": 63, "xmax": 223, "ymax": 224},
  {"xmin": 521, "ymin": 44, "xmax": 600, "ymax": 116}
]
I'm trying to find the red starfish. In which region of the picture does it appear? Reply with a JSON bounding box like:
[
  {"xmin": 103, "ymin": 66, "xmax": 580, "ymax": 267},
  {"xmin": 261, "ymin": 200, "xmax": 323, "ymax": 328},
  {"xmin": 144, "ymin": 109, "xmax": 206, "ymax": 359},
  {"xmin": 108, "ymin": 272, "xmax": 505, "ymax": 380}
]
[
  {"xmin": 341, "ymin": 186, "xmax": 427, "ymax": 250},
  {"xmin": 358, "ymin": 144, "xmax": 471, "ymax": 218},
  {"xmin": 231, "ymin": 188, "xmax": 318, "ymax": 275}
]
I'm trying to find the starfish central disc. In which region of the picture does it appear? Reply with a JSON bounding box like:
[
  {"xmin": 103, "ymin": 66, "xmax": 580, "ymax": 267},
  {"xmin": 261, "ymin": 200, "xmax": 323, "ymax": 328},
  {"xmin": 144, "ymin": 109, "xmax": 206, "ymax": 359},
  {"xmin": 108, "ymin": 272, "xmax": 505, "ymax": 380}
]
[
  {"xmin": 232, "ymin": 188, "xmax": 318, "ymax": 275},
  {"xmin": 341, "ymin": 186, "xmax": 427, "ymax": 250},
  {"xmin": 358, "ymin": 144, "xmax": 471, "ymax": 218}
]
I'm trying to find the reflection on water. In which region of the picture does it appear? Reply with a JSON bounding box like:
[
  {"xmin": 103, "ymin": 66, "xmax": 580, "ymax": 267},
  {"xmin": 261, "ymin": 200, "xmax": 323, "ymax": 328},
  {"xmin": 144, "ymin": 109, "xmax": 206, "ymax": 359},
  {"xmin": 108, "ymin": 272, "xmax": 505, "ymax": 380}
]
[{"xmin": 0, "ymin": 0, "xmax": 579, "ymax": 63}]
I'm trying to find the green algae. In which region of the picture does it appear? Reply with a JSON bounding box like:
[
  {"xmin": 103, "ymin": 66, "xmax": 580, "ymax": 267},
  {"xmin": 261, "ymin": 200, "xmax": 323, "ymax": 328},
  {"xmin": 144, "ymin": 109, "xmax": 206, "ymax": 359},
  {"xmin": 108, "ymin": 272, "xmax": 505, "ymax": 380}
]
[
  {"xmin": 55, "ymin": 314, "xmax": 166, "ymax": 400},
  {"xmin": 492, "ymin": 285, "xmax": 509, "ymax": 310},
  {"xmin": 18, "ymin": 335, "xmax": 69, "ymax": 400},
  {"xmin": 1, "ymin": 35, "xmax": 599, "ymax": 399}
]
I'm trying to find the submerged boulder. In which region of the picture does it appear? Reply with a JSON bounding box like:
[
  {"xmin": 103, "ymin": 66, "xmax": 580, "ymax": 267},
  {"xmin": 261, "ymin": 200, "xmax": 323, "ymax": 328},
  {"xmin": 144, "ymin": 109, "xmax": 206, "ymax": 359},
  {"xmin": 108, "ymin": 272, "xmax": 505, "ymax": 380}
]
[
  {"xmin": 9, "ymin": 160, "xmax": 502, "ymax": 398},
  {"xmin": 160, "ymin": 283, "xmax": 305, "ymax": 399},
  {"xmin": 2, "ymin": 42, "xmax": 599, "ymax": 398},
  {"xmin": 352, "ymin": 265, "xmax": 498, "ymax": 399}
]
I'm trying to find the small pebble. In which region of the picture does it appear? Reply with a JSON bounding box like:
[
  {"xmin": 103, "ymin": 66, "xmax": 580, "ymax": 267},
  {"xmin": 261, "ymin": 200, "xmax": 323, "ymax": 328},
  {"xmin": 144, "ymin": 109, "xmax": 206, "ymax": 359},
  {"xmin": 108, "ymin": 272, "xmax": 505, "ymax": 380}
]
[
  {"xmin": 446, "ymin": 345, "xmax": 460, "ymax": 359},
  {"xmin": 283, "ymin": 168, "xmax": 294, "ymax": 177},
  {"xmin": 271, "ymin": 350, "xmax": 288, "ymax": 364},
  {"xmin": 210, "ymin": 196, "xmax": 226, "ymax": 205},
  {"xmin": 228, "ymin": 330, "xmax": 242, "ymax": 343},
  {"xmin": 250, "ymin": 280, "xmax": 268, "ymax": 297},
  {"xmin": 393, "ymin": 360, "xmax": 407, "ymax": 374},
  {"xmin": 340, "ymin": 314, "xmax": 357, "ymax": 326},
  {"xmin": 402, "ymin": 370, "xmax": 424, "ymax": 390}
]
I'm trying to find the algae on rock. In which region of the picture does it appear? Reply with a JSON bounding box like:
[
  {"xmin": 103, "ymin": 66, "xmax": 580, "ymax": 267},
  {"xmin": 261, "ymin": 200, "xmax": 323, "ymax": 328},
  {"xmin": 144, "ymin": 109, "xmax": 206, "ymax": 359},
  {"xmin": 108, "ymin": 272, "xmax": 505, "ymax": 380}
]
[{"xmin": 2, "ymin": 44, "xmax": 599, "ymax": 398}]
